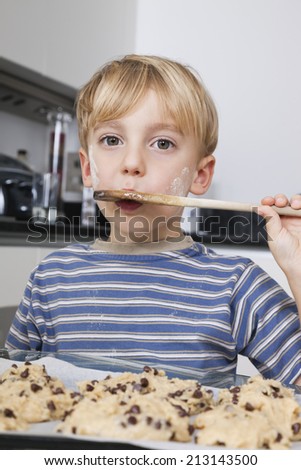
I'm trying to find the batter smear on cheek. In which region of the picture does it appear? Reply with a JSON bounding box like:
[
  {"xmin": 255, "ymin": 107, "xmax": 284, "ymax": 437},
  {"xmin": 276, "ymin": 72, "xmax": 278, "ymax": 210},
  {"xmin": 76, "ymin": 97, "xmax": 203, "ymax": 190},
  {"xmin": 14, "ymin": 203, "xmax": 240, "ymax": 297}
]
[
  {"xmin": 168, "ymin": 168, "xmax": 191, "ymax": 196},
  {"xmin": 88, "ymin": 144, "xmax": 101, "ymax": 189}
]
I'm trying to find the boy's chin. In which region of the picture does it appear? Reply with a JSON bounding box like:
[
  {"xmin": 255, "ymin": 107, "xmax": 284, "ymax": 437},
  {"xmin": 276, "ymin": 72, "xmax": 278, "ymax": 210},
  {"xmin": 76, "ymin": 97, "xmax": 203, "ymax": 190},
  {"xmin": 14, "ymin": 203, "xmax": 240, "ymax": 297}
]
[{"xmin": 110, "ymin": 222, "xmax": 183, "ymax": 244}]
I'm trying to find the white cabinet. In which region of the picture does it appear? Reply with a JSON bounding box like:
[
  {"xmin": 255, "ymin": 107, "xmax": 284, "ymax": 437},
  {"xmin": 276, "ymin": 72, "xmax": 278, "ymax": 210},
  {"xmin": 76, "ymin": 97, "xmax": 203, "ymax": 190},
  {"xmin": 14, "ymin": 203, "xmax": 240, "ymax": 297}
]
[
  {"xmin": 42, "ymin": 0, "xmax": 137, "ymax": 88},
  {"xmin": 0, "ymin": 0, "xmax": 137, "ymax": 88},
  {"xmin": 0, "ymin": 0, "xmax": 46, "ymax": 75},
  {"xmin": 0, "ymin": 246, "xmax": 54, "ymax": 308},
  {"xmin": 0, "ymin": 245, "xmax": 55, "ymax": 346}
]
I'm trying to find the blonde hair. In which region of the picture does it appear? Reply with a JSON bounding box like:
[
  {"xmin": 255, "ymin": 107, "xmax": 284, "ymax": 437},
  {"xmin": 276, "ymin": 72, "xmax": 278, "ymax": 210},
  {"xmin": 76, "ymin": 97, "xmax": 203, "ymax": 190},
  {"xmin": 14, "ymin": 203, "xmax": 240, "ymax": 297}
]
[{"xmin": 76, "ymin": 54, "xmax": 218, "ymax": 157}]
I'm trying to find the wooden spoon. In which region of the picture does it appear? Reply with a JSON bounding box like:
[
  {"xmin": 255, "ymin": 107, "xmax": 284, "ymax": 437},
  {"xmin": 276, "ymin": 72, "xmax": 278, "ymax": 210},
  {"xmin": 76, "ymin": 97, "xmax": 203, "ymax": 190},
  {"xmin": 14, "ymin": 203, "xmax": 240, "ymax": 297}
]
[{"xmin": 93, "ymin": 189, "xmax": 301, "ymax": 217}]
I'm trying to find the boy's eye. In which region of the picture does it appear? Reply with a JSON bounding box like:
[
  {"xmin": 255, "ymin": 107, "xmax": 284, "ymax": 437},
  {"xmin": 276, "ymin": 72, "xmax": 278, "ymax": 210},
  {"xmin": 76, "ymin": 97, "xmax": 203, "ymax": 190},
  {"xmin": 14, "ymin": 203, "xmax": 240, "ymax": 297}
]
[
  {"xmin": 101, "ymin": 135, "xmax": 121, "ymax": 146},
  {"xmin": 154, "ymin": 139, "xmax": 174, "ymax": 150}
]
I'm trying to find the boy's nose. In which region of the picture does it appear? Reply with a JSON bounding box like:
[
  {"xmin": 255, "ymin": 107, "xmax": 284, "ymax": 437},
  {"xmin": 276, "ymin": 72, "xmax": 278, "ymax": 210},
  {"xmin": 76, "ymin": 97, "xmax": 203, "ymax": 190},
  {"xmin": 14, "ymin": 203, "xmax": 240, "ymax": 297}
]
[{"xmin": 121, "ymin": 150, "xmax": 145, "ymax": 177}]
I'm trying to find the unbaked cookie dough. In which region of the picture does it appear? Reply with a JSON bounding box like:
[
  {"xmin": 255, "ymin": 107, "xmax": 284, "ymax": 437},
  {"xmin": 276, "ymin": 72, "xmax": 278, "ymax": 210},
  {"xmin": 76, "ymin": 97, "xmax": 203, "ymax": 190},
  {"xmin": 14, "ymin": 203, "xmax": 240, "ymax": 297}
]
[
  {"xmin": 0, "ymin": 406, "xmax": 27, "ymax": 432},
  {"xmin": 0, "ymin": 361, "xmax": 80, "ymax": 430},
  {"xmin": 0, "ymin": 362, "xmax": 300, "ymax": 448},
  {"xmin": 195, "ymin": 375, "xmax": 301, "ymax": 449},
  {"xmin": 77, "ymin": 365, "xmax": 214, "ymax": 416},
  {"xmin": 195, "ymin": 403, "xmax": 291, "ymax": 449},
  {"xmin": 57, "ymin": 393, "xmax": 193, "ymax": 442}
]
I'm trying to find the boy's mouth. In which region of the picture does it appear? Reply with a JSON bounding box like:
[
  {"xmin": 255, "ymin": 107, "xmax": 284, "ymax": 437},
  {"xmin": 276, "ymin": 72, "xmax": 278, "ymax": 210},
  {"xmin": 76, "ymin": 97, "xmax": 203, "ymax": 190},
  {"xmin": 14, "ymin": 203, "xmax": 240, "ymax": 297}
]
[
  {"xmin": 114, "ymin": 189, "xmax": 144, "ymax": 212},
  {"xmin": 115, "ymin": 199, "xmax": 143, "ymax": 212}
]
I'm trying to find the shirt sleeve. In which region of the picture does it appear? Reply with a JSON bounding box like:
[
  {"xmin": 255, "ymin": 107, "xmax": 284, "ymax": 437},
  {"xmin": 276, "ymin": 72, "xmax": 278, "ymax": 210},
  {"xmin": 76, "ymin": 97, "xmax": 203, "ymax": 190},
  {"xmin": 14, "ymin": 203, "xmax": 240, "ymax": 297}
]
[
  {"xmin": 5, "ymin": 269, "xmax": 42, "ymax": 351},
  {"xmin": 231, "ymin": 260, "xmax": 301, "ymax": 384}
]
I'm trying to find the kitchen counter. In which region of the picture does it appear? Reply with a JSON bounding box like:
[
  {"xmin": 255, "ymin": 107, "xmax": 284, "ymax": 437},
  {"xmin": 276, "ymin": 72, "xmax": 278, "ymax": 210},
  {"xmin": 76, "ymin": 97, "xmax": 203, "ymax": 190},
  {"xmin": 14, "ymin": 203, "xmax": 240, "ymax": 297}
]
[
  {"xmin": 0, "ymin": 215, "xmax": 269, "ymax": 248},
  {"xmin": 0, "ymin": 215, "xmax": 108, "ymax": 248}
]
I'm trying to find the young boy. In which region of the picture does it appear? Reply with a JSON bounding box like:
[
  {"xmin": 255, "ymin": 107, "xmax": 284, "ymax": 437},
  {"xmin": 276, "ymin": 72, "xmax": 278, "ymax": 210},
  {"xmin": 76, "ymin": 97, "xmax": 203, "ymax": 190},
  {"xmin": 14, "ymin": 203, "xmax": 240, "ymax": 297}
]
[{"xmin": 5, "ymin": 54, "xmax": 301, "ymax": 385}]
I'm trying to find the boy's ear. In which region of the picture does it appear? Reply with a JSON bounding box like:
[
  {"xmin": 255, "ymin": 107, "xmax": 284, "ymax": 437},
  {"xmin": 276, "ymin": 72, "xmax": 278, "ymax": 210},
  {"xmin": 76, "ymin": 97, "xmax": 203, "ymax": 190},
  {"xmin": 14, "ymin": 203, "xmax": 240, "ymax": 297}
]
[
  {"xmin": 190, "ymin": 155, "xmax": 215, "ymax": 195},
  {"xmin": 79, "ymin": 148, "xmax": 93, "ymax": 187}
]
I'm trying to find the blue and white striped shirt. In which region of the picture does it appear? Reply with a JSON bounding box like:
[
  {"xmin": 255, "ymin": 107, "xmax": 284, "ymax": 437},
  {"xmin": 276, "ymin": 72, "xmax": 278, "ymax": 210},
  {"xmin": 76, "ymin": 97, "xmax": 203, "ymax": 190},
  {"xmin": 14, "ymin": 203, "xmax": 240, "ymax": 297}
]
[{"xmin": 6, "ymin": 237, "xmax": 301, "ymax": 383}]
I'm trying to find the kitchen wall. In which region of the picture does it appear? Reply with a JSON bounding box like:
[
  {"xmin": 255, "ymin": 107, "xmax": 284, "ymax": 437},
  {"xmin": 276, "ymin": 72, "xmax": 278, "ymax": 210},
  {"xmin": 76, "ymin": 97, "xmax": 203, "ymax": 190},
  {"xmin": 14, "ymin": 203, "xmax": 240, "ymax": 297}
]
[{"xmin": 134, "ymin": 0, "xmax": 301, "ymax": 203}]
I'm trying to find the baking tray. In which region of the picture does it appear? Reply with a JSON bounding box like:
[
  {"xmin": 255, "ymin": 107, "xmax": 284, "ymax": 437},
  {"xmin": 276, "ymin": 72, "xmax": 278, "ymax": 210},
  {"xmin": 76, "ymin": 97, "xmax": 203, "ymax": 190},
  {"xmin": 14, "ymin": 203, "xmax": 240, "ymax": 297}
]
[{"xmin": 0, "ymin": 350, "xmax": 300, "ymax": 450}]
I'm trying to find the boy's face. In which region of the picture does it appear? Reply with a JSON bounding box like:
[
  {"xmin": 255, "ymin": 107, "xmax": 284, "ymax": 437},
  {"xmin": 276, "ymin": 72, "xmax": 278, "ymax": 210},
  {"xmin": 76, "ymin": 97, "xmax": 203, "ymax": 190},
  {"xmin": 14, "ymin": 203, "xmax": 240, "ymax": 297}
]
[{"xmin": 80, "ymin": 89, "xmax": 215, "ymax": 242}]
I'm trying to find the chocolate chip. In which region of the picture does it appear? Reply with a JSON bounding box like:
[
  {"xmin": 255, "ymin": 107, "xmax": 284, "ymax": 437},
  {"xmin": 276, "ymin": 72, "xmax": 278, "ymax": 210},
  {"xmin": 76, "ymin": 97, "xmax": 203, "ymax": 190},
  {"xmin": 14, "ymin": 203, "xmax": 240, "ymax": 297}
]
[
  {"xmin": 232, "ymin": 394, "xmax": 239, "ymax": 404},
  {"xmin": 140, "ymin": 378, "xmax": 149, "ymax": 388},
  {"xmin": 168, "ymin": 390, "xmax": 184, "ymax": 398},
  {"xmin": 154, "ymin": 420, "xmax": 162, "ymax": 429},
  {"xmin": 143, "ymin": 366, "xmax": 152, "ymax": 373},
  {"xmin": 52, "ymin": 387, "xmax": 64, "ymax": 395},
  {"xmin": 4, "ymin": 408, "xmax": 16, "ymax": 419},
  {"xmin": 188, "ymin": 424, "xmax": 195, "ymax": 435},
  {"xmin": 64, "ymin": 409, "xmax": 74, "ymax": 418},
  {"xmin": 47, "ymin": 400, "xmax": 56, "ymax": 411},
  {"xmin": 230, "ymin": 386, "xmax": 240, "ymax": 394},
  {"xmin": 146, "ymin": 416, "xmax": 153, "ymax": 425},
  {"xmin": 275, "ymin": 433, "xmax": 282, "ymax": 442},
  {"xmin": 204, "ymin": 406, "xmax": 213, "ymax": 412},
  {"xmin": 245, "ymin": 402, "xmax": 255, "ymax": 411},
  {"xmin": 193, "ymin": 389, "xmax": 203, "ymax": 399},
  {"xmin": 292, "ymin": 423, "xmax": 301, "ymax": 434},
  {"xmin": 128, "ymin": 416, "xmax": 137, "ymax": 425},
  {"xmin": 71, "ymin": 426, "xmax": 77, "ymax": 434},
  {"xmin": 86, "ymin": 384, "xmax": 94, "ymax": 392},
  {"xmin": 30, "ymin": 383, "xmax": 42, "ymax": 392},
  {"xmin": 24, "ymin": 361, "xmax": 32, "ymax": 366},
  {"xmin": 173, "ymin": 404, "xmax": 189, "ymax": 417},
  {"xmin": 12, "ymin": 364, "xmax": 18, "ymax": 369},
  {"xmin": 20, "ymin": 368, "xmax": 29, "ymax": 378}
]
